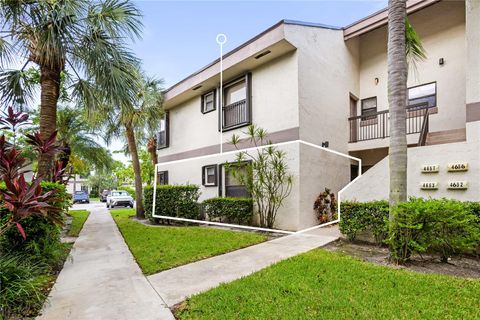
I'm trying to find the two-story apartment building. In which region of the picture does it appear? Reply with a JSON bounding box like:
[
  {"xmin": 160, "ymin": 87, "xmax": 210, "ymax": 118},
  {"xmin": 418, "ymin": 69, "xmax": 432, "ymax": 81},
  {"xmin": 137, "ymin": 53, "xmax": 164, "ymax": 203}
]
[{"xmin": 156, "ymin": 0, "xmax": 480, "ymax": 231}]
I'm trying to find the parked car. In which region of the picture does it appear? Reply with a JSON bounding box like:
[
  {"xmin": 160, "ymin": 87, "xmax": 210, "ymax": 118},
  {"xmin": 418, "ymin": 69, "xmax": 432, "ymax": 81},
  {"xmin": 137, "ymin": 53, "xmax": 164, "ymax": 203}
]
[
  {"xmin": 100, "ymin": 189, "xmax": 111, "ymax": 202},
  {"xmin": 73, "ymin": 190, "xmax": 90, "ymax": 204},
  {"xmin": 106, "ymin": 190, "xmax": 134, "ymax": 209}
]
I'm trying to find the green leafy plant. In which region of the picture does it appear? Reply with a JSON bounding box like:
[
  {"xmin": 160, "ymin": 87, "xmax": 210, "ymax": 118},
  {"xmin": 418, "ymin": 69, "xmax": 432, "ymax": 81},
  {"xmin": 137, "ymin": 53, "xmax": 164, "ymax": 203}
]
[
  {"xmin": 203, "ymin": 197, "xmax": 254, "ymax": 225},
  {"xmin": 0, "ymin": 108, "xmax": 66, "ymax": 239},
  {"xmin": 386, "ymin": 198, "xmax": 480, "ymax": 263},
  {"xmin": 313, "ymin": 188, "xmax": 337, "ymax": 223},
  {"xmin": 0, "ymin": 253, "xmax": 50, "ymax": 319},
  {"xmin": 144, "ymin": 185, "xmax": 200, "ymax": 223},
  {"xmin": 228, "ymin": 125, "xmax": 293, "ymax": 228},
  {"xmin": 339, "ymin": 200, "xmax": 390, "ymax": 243}
]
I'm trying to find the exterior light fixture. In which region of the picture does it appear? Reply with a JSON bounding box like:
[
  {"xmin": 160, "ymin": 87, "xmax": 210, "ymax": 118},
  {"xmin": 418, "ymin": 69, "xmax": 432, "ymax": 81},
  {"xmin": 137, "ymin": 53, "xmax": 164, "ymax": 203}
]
[
  {"xmin": 374, "ymin": 77, "xmax": 379, "ymax": 85},
  {"xmin": 439, "ymin": 58, "xmax": 445, "ymax": 66},
  {"xmin": 193, "ymin": 85, "xmax": 202, "ymax": 91},
  {"xmin": 321, "ymin": 141, "xmax": 329, "ymax": 148}
]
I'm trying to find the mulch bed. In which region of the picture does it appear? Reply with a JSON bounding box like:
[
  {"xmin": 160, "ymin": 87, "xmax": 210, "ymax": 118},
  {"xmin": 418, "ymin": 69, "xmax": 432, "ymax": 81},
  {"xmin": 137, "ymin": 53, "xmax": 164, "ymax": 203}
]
[{"xmin": 324, "ymin": 239, "xmax": 480, "ymax": 278}]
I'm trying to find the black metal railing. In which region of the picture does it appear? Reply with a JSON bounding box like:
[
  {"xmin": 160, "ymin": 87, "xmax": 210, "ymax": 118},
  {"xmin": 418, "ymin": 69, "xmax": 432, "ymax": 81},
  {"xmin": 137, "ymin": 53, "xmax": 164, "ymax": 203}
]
[
  {"xmin": 348, "ymin": 103, "xmax": 431, "ymax": 143},
  {"xmin": 222, "ymin": 99, "xmax": 249, "ymax": 130}
]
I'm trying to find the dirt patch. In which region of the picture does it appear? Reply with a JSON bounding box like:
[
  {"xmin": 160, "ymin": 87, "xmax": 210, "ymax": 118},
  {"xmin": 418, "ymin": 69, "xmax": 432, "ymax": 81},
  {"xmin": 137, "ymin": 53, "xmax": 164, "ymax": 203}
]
[{"xmin": 324, "ymin": 239, "xmax": 480, "ymax": 279}]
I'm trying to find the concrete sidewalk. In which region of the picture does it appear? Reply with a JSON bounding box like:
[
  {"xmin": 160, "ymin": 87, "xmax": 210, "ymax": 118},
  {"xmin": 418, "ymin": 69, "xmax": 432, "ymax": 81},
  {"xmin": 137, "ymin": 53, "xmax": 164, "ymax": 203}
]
[
  {"xmin": 148, "ymin": 226, "xmax": 340, "ymax": 307},
  {"xmin": 38, "ymin": 204, "xmax": 175, "ymax": 320}
]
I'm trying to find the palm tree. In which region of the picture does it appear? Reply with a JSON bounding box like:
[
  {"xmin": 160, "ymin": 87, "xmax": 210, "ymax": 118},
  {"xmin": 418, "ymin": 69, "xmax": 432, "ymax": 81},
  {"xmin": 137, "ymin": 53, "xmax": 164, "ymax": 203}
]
[
  {"xmin": 0, "ymin": 0, "xmax": 142, "ymax": 179},
  {"xmin": 388, "ymin": 0, "xmax": 408, "ymax": 212},
  {"xmin": 101, "ymin": 73, "xmax": 163, "ymax": 219},
  {"xmin": 147, "ymin": 137, "xmax": 158, "ymax": 166},
  {"xmin": 56, "ymin": 106, "xmax": 113, "ymax": 173},
  {"xmin": 388, "ymin": 1, "xmax": 427, "ymax": 215}
]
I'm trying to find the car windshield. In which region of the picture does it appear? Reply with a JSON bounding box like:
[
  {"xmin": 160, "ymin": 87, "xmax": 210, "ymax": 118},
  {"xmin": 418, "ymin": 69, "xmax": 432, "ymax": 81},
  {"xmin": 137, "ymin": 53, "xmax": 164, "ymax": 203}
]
[
  {"xmin": 111, "ymin": 191, "xmax": 129, "ymax": 197},
  {"xmin": 75, "ymin": 191, "xmax": 86, "ymax": 195}
]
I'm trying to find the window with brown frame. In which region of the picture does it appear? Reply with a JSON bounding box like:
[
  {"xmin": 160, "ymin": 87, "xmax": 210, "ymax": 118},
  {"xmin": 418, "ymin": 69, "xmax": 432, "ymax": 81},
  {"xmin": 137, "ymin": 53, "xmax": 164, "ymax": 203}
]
[
  {"xmin": 221, "ymin": 73, "xmax": 251, "ymax": 131},
  {"xmin": 157, "ymin": 112, "xmax": 169, "ymax": 149},
  {"xmin": 158, "ymin": 171, "xmax": 168, "ymax": 185},
  {"xmin": 408, "ymin": 82, "xmax": 436, "ymax": 109},
  {"xmin": 361, "ymin": 97, "xmax": 377, "ymax": 120},
  {"xmin": 202, "ymin": 165, "xmax": 217, "ymax": 187},
  {"xmin": 201, "ymin": 90, "xmax": 216, "ymax": 113},
  {"xmin": 221, "ymin": 163, "xmax": 250, "ymax": 198}
]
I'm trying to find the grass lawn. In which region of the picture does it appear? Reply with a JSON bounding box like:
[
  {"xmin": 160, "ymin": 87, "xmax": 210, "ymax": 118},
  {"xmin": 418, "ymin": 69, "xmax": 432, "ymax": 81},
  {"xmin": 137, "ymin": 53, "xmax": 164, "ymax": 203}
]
[
  {"xmin": 176, "ymin": 249, "xmax": 480, "ymax": 320},
  {"xmin": 111, "ymin": 209, "xmax": 267, "ymax": 275},
  {"xmin": 67, "ymin": 210, "xmax": 90, "ymax": 237}
]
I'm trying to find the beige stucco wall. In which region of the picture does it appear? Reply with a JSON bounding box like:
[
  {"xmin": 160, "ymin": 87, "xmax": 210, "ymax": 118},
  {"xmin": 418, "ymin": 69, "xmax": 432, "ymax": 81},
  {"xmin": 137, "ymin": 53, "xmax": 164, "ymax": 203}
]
[
  {"xmin": 354, "ymin": 0, "xmax": 466, "ymax": 146},
  {"xmin": 285, "ymin": 25, "xmax": 359, "ymax": 154},
  {"xmin": 157, "ymin": 51, "xmax": 299, "ymax": 159},
  {"xmin": 298, "ymin": 144, "xmax": 351, "ymax": 230},
  {"xmin": 343, "ymin": 140, "xmax": 480, "ymax": 202},
  {"xmin": 466, "ymin": 0, "xmax": 480, "ymax": 105},
  {"xmin": 156, "ymin": 143, "xmax": 301, "ymax": 231}
]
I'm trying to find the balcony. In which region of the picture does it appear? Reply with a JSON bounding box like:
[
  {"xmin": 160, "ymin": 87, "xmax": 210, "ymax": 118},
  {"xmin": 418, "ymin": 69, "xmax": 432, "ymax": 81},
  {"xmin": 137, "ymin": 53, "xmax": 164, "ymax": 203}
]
[
  {"xmin": 348, "ymin": 103, "xmax": 431, "ymax": 143},
  {"xmin": 222, "ymin": 99, "xmax": 250, "ymax": 131}
]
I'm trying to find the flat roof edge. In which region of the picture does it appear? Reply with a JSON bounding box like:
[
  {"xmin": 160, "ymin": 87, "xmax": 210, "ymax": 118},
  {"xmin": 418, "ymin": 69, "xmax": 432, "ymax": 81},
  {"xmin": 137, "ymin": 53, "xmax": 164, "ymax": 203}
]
[{"xmin": 283, "ymin": 19, "xmax": 341, "ymax": 30}]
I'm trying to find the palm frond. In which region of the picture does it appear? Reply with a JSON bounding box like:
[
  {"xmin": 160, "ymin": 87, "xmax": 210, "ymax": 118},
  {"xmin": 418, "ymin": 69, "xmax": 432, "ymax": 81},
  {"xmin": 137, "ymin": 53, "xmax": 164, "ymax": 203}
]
[
  {"xmin": 405, "ymin": 18, "xmax": 427, "ymax": 70},
  {"xmin": 0, "ymin": 69, "xmax": 37, "ymax": 110}
]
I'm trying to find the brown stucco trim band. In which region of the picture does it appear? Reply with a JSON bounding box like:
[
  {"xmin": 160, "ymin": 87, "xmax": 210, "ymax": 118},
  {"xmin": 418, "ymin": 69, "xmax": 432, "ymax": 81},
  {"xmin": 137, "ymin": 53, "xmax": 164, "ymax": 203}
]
[
  {"xmin": 466, "ymin": 102, "xmax": 480, "ymax": 122},
  {"xmin": 157, "ymin": 127, "xmax": 300, "ymax": 163}
]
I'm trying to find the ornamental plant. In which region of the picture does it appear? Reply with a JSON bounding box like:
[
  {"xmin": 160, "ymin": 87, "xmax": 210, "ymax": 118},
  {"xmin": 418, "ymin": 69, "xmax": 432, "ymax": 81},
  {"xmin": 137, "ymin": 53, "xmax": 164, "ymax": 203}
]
[
  {"xmin": 314, "ymin": 188, "xmax": 337, "ymax": 223},
  {"xmin": 0, "ymin": 107, "xmax": 65, "ymax": 239},
  {"xmin": 228, "ymin": 125, "xmax": 293, "ymax": 229}
]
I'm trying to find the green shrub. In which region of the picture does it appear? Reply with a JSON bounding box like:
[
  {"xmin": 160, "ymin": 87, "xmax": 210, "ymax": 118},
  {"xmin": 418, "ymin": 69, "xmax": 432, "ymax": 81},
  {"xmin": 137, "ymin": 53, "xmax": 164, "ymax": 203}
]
[
  {"xmin": 144, "ymin": 185, "xmax": 200, "ymax": 222},
  {"xmin": 203, "ymin": 197, "xmax": 254, "ymax": 225},
  {"xmin": 0, "ymin": 182, "xmax": 70, "ymax": 269},
  {"xmin": 339, "ymin": 200, "xmax": 389, "ymax": 243},
  {"xmin": 0, "ymin": 253, "xmax": 50, "ymax": 319},
  {"xmin": 386, "ymin": 198, "xmax": 480, "ymax": 263}
]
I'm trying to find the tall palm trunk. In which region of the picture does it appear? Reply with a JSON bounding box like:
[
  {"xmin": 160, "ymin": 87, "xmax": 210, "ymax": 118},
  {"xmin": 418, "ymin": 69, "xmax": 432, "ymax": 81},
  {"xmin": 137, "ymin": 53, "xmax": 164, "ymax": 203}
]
[
  {"xmin": 388, "ymin": 0, "xmax": 408, "ymax": 217},
  {"xmin": 37, "ymin": 65, "xmax": 61, "ymax": 179},
  {"xmin": 147, "ymin": 136, "xmax": 158, "ymax": 166},
  {"xmin": 125, "ymin": 122, "xmax": 145, "ymax": 219}
]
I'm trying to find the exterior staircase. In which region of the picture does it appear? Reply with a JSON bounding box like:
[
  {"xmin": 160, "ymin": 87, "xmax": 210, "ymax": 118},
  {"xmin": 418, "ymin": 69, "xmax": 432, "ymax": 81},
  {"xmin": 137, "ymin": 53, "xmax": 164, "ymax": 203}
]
[{"xmin": 425, "ymin": 128, "xmax": 466, "ymax": 146}]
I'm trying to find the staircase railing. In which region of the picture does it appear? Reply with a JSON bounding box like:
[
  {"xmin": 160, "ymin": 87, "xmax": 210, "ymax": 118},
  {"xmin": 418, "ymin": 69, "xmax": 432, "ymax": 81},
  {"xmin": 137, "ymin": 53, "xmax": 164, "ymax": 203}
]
[
  {"xmin": 348, "ymin": 102, "xmax": 431, "ymax": 143},
  {"xmin": 418, "ymin": 106, "xmax": 430, "ymax": 146}
]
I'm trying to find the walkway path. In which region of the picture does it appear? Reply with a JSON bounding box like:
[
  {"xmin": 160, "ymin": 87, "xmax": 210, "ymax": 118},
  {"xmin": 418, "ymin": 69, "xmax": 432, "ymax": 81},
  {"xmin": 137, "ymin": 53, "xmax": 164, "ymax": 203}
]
[
  {"xmin": 38, "ymin": 203, "xmax": 175, "ymax": 320},
  {"xmin": 147, "ymin": 225, "xmax": 340, "ymax": 307}
]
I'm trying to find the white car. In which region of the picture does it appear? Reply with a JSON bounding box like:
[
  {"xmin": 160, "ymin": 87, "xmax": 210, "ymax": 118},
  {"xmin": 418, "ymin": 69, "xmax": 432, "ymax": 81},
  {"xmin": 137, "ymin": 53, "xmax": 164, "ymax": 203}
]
[{"xmin": 106, "ymin": 190, "xmax": 134, "ymax": 209}]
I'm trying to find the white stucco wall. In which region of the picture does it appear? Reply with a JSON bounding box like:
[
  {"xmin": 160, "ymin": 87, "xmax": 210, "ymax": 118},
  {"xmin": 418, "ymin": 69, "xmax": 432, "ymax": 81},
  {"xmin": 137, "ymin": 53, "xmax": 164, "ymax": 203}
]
[
  {"xmin": 355, "ymin": 1, "xmax": 466, "ymax": 142},
  {"xmin": 157, "ymin": 51, "xmax": 299, "ymax": 159}
]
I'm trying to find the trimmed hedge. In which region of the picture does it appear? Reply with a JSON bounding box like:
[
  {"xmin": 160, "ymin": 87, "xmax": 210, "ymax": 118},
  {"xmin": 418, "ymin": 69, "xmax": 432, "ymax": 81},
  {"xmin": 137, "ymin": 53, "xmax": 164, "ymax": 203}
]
[
  {"xmin": 339, "ymin": 200, "xmax": 389, "ymax": 243},
  {"xmin": 144, "ymin": 185, "xmax": 200, "ymax": 222},
  {"xmin": 386, "ymin": 198, "xmax": 480, "ymax": 263},
  {"xmin": 340, "ymin": 198, "xmax": 480, "ymax": 263},
  {"xmin": 203, "ymin": 197, "xmax": 254, "ymax": 225}
]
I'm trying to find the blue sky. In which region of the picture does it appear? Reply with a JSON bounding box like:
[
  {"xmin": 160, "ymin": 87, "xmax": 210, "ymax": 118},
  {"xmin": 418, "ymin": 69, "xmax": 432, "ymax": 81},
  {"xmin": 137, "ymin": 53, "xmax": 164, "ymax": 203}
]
[
  {"xmin": 131, "ymin": 0, "xmax": 388, "ymax": 88},
  {"xmin": 112, "ymin": 0, "xmax": 389, "ymax": 162}
]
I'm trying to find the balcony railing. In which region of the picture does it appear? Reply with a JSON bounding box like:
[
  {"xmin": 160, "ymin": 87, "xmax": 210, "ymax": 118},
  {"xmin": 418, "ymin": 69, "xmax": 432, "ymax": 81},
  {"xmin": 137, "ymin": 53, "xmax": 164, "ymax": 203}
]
[
  {"xmin": 348, "ymin": 103, "xmax": 431, "ymax": 143},
  {"xmin": 222, "ymin": 99, "xmax": 250, "ymax": 131}
]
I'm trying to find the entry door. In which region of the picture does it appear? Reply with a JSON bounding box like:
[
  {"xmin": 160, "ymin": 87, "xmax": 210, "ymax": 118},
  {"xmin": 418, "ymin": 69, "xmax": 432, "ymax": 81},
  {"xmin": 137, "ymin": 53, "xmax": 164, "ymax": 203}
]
[{"xmin": 349, "ymin": 94, "xmax": 358, "ymax": 142}]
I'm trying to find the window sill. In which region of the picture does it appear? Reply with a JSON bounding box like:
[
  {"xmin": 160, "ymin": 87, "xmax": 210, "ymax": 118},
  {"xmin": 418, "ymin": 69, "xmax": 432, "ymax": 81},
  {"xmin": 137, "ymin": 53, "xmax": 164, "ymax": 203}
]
[
  {"xmin": 201, "ymin": 108, "xmax": 216, "ymax": 114},
  {"xmin": 203, "ymin": 183, "xmax": 218, "ymax": 187},
  {"xmin": 221, "ymin": 121, "xmax": 251, "ymax": 132}
]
